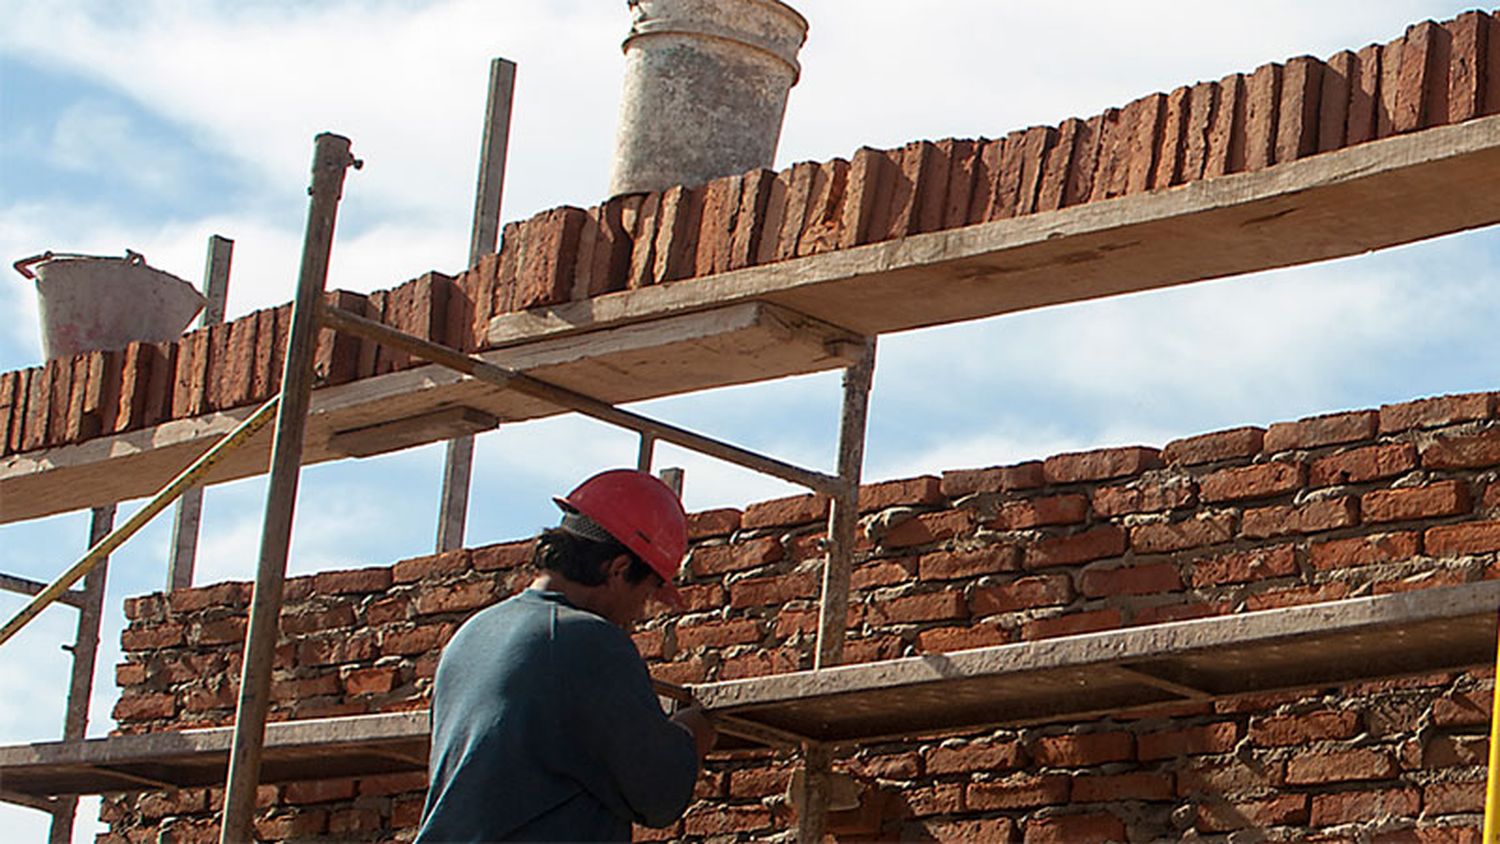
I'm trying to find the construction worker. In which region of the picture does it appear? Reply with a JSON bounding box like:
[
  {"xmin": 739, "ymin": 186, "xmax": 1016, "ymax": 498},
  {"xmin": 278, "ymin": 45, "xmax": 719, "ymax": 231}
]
[{"xmin": 416, "ymin": 469, "xmax": 716, "ymax": 842}]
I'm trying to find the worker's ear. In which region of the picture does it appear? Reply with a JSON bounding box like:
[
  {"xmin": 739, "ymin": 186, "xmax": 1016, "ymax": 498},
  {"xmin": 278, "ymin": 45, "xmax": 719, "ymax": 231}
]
[{"xmin": 604, "ymin": 554, "xmax": 633, "ymax": 583}]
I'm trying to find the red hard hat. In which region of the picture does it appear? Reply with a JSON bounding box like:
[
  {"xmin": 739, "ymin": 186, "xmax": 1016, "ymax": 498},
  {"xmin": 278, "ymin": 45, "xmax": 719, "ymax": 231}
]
[{"xmin": 554, "ymin": 469, "xmax": 688, "ymax": 606}]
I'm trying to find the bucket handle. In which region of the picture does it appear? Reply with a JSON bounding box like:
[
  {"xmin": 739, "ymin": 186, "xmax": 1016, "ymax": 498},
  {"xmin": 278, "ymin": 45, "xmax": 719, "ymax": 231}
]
[{"xmin": 13, "ymin": 249, "xmax": 148, "ymax": 280}]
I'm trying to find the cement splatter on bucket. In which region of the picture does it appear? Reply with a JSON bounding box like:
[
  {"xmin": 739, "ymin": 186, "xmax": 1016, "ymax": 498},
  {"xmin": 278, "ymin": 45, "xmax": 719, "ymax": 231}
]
[{"xmin": 13, "ymin": 250, "xmax": 205, "ymax": 360}]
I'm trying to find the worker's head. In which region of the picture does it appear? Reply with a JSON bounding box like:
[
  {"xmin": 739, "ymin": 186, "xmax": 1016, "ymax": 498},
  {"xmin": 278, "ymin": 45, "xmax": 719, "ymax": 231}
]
[{"xmin": 543, "ymin": 469, "xmax": 688, "ymax": 622}]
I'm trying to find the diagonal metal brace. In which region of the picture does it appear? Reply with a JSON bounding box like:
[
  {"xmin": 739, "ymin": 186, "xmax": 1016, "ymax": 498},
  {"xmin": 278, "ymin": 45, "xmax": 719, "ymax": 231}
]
[{"xmin": 318, "ymin": 303, "xmax": 842, "ymax": 496}]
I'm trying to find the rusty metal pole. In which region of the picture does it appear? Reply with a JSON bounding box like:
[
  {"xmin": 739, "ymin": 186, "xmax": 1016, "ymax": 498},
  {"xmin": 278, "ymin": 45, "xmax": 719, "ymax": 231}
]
[
  {"xmin": 436, "ymin": 57, "xmax": 516, "ymax": 553},
  {"xmin": 219, "ymin": 134, "xmax": 359, "ymax": 844},
  {"xmin": 47, "ymin": 504, "xmax": 115, "ymax": 844},
  {"xmin": 168, "ymin": 234, "xmax": 233, "ymax": 589},
  {"xmin": 797, "ymin": 337, "xmax": 875, "ymax": 843}
]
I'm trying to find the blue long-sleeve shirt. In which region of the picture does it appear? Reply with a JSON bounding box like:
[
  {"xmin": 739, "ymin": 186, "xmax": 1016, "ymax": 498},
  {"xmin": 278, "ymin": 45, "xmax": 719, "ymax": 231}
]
[{"xmin": 416, "ymin": 589, "xmax": 699, "ymax": 843}]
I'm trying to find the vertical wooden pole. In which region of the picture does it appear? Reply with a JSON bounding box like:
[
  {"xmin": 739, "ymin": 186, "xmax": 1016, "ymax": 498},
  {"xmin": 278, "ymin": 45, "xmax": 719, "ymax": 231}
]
[
  {"xmin": 219, "ymin": 134, "xmax": 359, "ymax": 844},
  {"xmin": 637, "ymin": 433, "xmax": 656, "ymax": 472},
  {"xmin": 436, "ymin": 57, "xmax": 516, "ymax": 553},
  {"xmin": 798, "ymin": 337, "xmax": 876, "ymax": 843},
  {"xmin": 47, "ymin": 504, "xmax": 115, "ymax": 844},
  {"xmin": 168, "ymin": 234, "xmax": 233, "ymax": 590}
]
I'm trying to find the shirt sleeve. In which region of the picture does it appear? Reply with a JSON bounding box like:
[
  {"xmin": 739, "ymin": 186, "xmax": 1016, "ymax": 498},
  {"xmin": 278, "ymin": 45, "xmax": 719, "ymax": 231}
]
[{"xmin": 560, "ymin": 619, "xmax": 700, "ymax": 828}]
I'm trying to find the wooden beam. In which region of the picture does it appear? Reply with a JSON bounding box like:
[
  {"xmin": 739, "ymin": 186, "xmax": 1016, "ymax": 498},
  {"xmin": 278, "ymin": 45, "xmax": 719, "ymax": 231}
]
[
  {"xmin": 489, "ymin": 114, "xmax": 1500, "ymax": 344},
  {"xmin": 329, "ymin": 406, "xmax": 498, "ymax": 459}
]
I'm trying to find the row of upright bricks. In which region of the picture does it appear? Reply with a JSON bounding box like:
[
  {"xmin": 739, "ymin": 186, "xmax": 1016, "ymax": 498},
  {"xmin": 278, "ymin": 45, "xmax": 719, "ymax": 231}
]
[{"xmin": 3, "ymin": 10, "xmax": 1500, "ymax": 458}]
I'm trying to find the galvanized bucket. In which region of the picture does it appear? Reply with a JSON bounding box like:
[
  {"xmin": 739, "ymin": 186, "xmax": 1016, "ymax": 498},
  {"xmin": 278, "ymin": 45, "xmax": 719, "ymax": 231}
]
[{"xmin": 14, "ymin": 250, "xmax": 205, "ymax": 359}]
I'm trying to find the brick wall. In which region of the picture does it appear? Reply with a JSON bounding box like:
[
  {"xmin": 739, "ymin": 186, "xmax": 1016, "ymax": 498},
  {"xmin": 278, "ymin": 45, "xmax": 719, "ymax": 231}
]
[
  {"xmin": 97, "ymin": 390, "xmax": 1500, "ymax": 842},
  {"xmin": 6, "ymin": 10, "xmax": 1500, "ymax": 460}
]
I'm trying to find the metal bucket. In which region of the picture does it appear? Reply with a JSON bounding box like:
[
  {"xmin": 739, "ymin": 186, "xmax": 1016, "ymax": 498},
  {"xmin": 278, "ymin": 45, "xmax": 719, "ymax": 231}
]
[{"xmin": 14, "ymin": 250, "xmax": 206, "ymax": 360}]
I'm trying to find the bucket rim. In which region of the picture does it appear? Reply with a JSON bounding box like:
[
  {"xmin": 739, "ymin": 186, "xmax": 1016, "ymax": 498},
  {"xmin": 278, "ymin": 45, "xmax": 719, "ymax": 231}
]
[{"xmin": 14, "ymin": 249, "xmax": 148, "ymax": 280}]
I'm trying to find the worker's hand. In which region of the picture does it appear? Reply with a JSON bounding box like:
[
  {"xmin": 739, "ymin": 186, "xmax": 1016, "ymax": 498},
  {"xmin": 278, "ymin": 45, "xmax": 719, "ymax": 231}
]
[{"xmin": 670, "ymin": 706, "xmax": 718, "ymax": 759}]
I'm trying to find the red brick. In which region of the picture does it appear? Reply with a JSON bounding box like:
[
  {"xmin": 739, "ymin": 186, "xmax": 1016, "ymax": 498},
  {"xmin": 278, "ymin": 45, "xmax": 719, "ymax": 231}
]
[
  {"xmin": 471, "ymin": 539, "xmax": 534, "ymax": 572},
  {"xmin": 365, "ymin": 595, "xmax": 411, "ymax": 626},
  {"xmin": 283, "ymin": 779, "xmax": 355, "ymax": 805},
  {"xmin": 916, "ymin": 624, "xmax": 1010, "ymax": 653},
  {"xmin": 1433, "ymin": 688, "xmax": 1491, "ymax": 726},
  {"xmin": 513, "ymin": 207, "xmax": 586, "ymax": 308},
  {"xmin": 674, "ymin": 618, "xmax": 763, "ymax": 651},
  {"xmin": 1443, "ymin": 13, "xmax": 1489, "ymax": 124},
  {"xmin": 1131, "ymin": 513, "xmax": 1235, "ymax": 553},
  {"xmin": 1422, "ymin": 429, "xmax": 1500, "ymax": 469},
  {"xmin": 742, "ymin": 493, "xmax": 829, "ymax": 529},
  {"xmin": 1063, "ymin": 113, "xmax": 1104, "ymax": 206},
  {"xmin": 1092, "ymin": 480, "xmax": 1196, "ymax": 516},
  {"xmin": 688, "ymin": 536, "xmax": 782, "ymax": 577},
  {"xmin": 918, "ymin": 545, "xmax": 1020, "ymax": 580},
  {"xmin": 1245, "ymin": 581, "xmax": 1350, "ymax": 610},
  {"xmin": 1080, "ymin": 563, "xmax": 1182, "ymax": 597},
  {"xmin": 1381, "ymin": 393, "xmax": 1494, "ymax": 433},
  {"xmin": 1286, "ymin": 747, "xmax": 1398, "ymax": 784},
  {"xmin": 967, "ymin": 134, "xmax": 1010, "ymax": 221},
  {"xmin": 1198, "ymin": 794, "xmax": 1309, "ymax": 832},
  {"xmin": 169, "ymin": 582, "xmax": 251, "ymax": 614},
  {"xmin": 839, "ymin": 146, "xmax": 897, "ymax": 246},
  {"xmin": 1137, "ymin": 722, "xmax": 1239, "ymax": 761},
  {"xmin": 729, "ymin": 570, "xmax": 819, "ymax": 609},
  {"xmin": 1240, "ymin": 496, "xmax": 1359, "ymax": 538},
  {"xmin": 852, "ymin": 556, "xmax": 917, "ymax": 590},
  {"xmin": 971, "ymin": 575, "xmax": 1074, "ymax": 614},
  {"xmin": 1032, "ymin": 731, "xmax": 1133, "ymax": 767},
  {"xmin": 692, "ymin": 174, "xmax": 741, "ymax": 276},
  {"xmin": 1133, "ymin": 601, "xmax": 1230, "ymax": 625},
  {"xmin": 924, "ymin": 740, "xmax": 1026, "ymax": 774},
  {"xmin": 310, "ymin": 567, "xmax": 391, "ymax": 595},
  {"xmin": 391, "ymin": 549, "xmax": 471, "ymax": 584},
  {"xmin": 881, "ymin": 509, "xmax": 971, "ymax": 549},
  {"xmin": 1487, "ymin": 481, "xmax": 1500, "ymax": 513},
  {"xmin": 652, "ymin": 656, "xmax": 707, "ymax": 685},
  {"xmin": 254, "ymin": 810, "xmax": 329, "ymax": 840},
  {"xmin": 1310, "ymin": 443, "xmax": 1419, "ymax": 486},
  {"xmin": 989, "ymin": 494, "xmax": 1088, "ymax": 529},
  {"xmin": 940, "ymin": 138, "xmax": 982, "ymax": 227},
  {"xmin": 342, "ymin": 665, "xmax": 397, "ymax": 696},
  {"xmin": 1021, "ymin": 608, "xmax": 1123, "ymax": 640},
  {"xmin": 867, "ymin": 590, "xmax": 967, "ymax": 625},
  {"xmin": 1363, "ymin": 480, "xmax": 1471, "ymax": 523},
  {"xmin": 272, "ymin": 674, "xmax": 340, "ymax": 700},
  {"xmin": 1310, "ymin": 787, "xmax": 1420, "ymax": 826},
  {"xmin": 907, "ymin": 818, "xmax": 1016, "ymax": 843},
  {"xmin": 1394, "ymin": 21, "xmax": 1443, "ymax": 132},
  {"xmin": 413, "ymin": 579, "xmax": 496, "ymax": 615},
  {"xmin": 1188, "ymin": 542, "xmax": 1296, "ymax": 587},
  {"xmin": 941, "ymin": 462, "xmax": 1044, "ymax": 497},
  {"xmin": 719, "ymin": 646, "xmax": 800, "ymax": 680},
  {"xmin": 1205, "ymin": 73, "xmax": 1246, "ymax": 176},
  {"xmin": 1043, "ymin": 446, "xmax": 1162, "ymax": 484},
  {"xmin": 1428, "ymin": 520, "xmax": 1500, "ymax": 556},
  {"xmin": 1425, "ymin": 778, "xmax": 1484, "ymax": 815},
  {"xmin": 1201, "ymin": 461, "xmax": 1306, "ymax": 502},
  {"xmin": 1249, "ymin": 710, "xmax": 1360, "ymax": 746},
  {"xmin": 846, "ymin": 750, "xmax": 922, "ymax": 780},
  {"xmin": 379, "ymin": 623, "xmax": 453, "ymax": 656},
  {"xmin": 966, "ymin": 773, "xmax": 1070, "ymax": 810},
  {"xmin": 796, "ymin": 158, "xmax": 851, "ymax": 257},
  {"xmin": 115, "ymin": 662, "xmax": 147, "ymax": 687},
  {"xmin": 280, "ymin": 605, "xmax": 356, "ymax": 635},
  {"xmin": 1265, "ymin": 410, "xmax": 1378, "ymax": 452},
  {"xmin": 191, "ymin": 616, "xmax": 246, "ymax": 646},
  {"xmin": 904, "ymin": 783, "xmax": 965, "ymax": 817},
  {"xmin": 859, "ymin": 475, "xmax": 943, "ymax": 512},
  {"xmin": 728, "ymin": 169, "xmax": 776, "ymax": 271},
  {"xmin": 1379, "ymin": 34, "xmax": 1407, "ymax": 137},
  {"xmin": 1277, "ymin": 56, "xmax": 1323, "ymax": 163},
  {"xmin": 1178, "ymin": 81, "xmax": 1215, "ymax": 181},
  {"xmin": 1375, "ymin": 567, "xmax": 1469, "ymax": 594},
  {"xmin": 1024, "ymin": 525, "xmax": 1127, "ymax": 568},
  {"xmin": 686, "ymin": 508, "xmax": 740, "ymax": 539},
  {"xmin": 675, "ymin": 582, "xmax": 723, "ymax": 613},
  {"xmin": 0, "ymin": 371, "xmax": 19, "ymax": 454},
  {"xmin": 1243, "ymin": 62, "xmax": 1282, "ymax": 170},
  {"xmin": 1320, "ymin": 51, "xmax": 1354, "ymax": 152},
  {"xmin": 766, "ymin": 162, "xmax": 814, "ymax": 262},
  {"xmin": 1036, "ymin": 118, "xmax": 1081, "ymax": 210},
  {"xmin": 1177, "ymin": 756, "xmax": 1285, "ymax": 795},
  {"xmin": 1152, "ymin": 85, "xmax": 1191, "ymax": 190},
  {"xmin": 727, "ymin": 766, "xmax": 786, "ymax": 799},
  {"xmin": 1310, "ymin": 532, "xmax": 1420, "ymax": 570},
  {"xmin": 1024, "ymin": 812, "xmax": 1126, "ymax": 844},
  {"xmin": 1072, "ymin": 771, "xmax": 1173, "ymax": 802},
  {"xmin": 1421, "ymin": 733, "xmax": 1488, "ymax": 768},
  {"xmin": 113, "ymin": 692, "xmax": 177, "ymax": 722}
]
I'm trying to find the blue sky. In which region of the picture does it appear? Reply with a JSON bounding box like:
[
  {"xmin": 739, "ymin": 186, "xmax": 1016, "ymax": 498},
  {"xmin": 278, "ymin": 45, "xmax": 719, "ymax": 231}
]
[{"xmin": 2, "ymin": 1, "xmax": 1498, "ymax": 839}]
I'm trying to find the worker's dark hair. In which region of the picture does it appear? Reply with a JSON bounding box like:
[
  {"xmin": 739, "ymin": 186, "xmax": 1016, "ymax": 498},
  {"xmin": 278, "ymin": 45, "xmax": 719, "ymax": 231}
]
[{"xmin": 533, "ymin": 527, "xmax": 656, "ymax": 587}]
